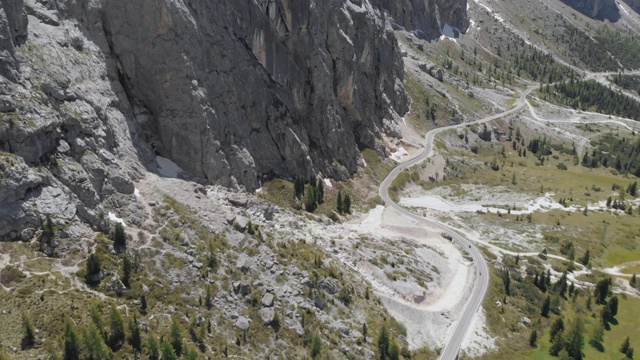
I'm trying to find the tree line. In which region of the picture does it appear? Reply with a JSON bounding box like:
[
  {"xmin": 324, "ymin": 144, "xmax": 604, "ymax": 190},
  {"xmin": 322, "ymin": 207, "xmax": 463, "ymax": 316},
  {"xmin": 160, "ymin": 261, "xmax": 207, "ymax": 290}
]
[
  {"xmin": 541, "ymin": 79, "xmax": 640, "ymax": 121},
  {"xmin": 611, "ymin": 74, "xmax": 640, "ymax": 96},
  {"xmin": 580, "ymin": 133, "xmax": 640, "ymax": 177}
]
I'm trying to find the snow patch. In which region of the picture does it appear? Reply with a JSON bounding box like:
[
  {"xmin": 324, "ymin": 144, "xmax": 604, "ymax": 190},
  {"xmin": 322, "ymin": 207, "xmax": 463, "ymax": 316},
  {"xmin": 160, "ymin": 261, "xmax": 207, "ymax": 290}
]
[
  {"xmin": 108, "ymin": 212, "xmax": 126, "ymax": 226},
  {"xmin": 323, "ymin": 178, "xmax": 333, "ymax": 189},
  {"xmin": 134, "ymin": 188, "xmax": 140, "ymax": 199},
  {"xmin": 156, "ymin": 156, "xmax": 183, "ymax": 178}
]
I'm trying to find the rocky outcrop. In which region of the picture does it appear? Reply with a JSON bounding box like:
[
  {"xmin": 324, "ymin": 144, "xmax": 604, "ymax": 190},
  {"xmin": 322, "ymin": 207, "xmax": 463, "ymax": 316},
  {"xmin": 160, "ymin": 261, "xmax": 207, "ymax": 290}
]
[
  {"xmin": 100, "ymin": 0, "xmax": 408, "ymax": 189},
  {"xmin": 0, "ymin": 0, "xmax": 148, "ymax": 240},
  {"xmin": 0, "ymin": 0, "xmax": 413, "ymax": 239},
  {"xmin": 376, "ymin": 0, "xmax": 469, "ymax": 39},
  {"xmin": 0, "ymin": 0, "xmax": 28, "ymax": 82},
  {"xmin": 560, "ymin": 0, "xmax": 620, "ymax": 21}
]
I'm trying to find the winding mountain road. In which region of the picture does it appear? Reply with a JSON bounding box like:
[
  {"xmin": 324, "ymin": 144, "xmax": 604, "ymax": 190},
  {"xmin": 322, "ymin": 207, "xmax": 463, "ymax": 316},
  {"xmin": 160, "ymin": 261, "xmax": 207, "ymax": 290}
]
[{"xmin": 379, "ymin": 85, "xmax": 536, "ymax": 360}]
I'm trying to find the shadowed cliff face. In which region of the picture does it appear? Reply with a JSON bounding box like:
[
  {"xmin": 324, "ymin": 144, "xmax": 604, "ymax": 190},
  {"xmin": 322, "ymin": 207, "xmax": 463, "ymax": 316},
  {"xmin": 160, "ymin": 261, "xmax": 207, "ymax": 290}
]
[
  {"xmin": 559, "ymin": 0, "xmax": 620, "ymax": 21},
  {"xmin": 100, "ymin": 0, "xmax": 409, "ymax": 189},
  {"xmin": 0, "ymin": 0, "xmax": 28, "ymax": 82},
  {"xmin": 0, "ymin": 0, "xmax": 415, "ymax": 238},
  {"xmin": 375, "ymin": 0, "xmax": 469, "ymax": 39},
  {"xmin": 622, "ymin": 0, "xmax": 640, "ymax": 12}
]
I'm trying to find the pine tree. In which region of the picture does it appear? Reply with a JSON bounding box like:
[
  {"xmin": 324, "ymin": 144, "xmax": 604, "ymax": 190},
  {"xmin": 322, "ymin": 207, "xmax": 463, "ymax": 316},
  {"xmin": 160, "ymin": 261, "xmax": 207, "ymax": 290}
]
[
  {"xmin": 363, "ymin": 322, "xmax": 368, "ymax": 342},
  {"xmin": 90, "ymin": 303, "xmax": 106, "ymax": 340},
  {"xmin": 140, "ymin": 294, "xmax": 148, "ymax": 314},
  {"xmin": 161, "ymin": 341, "xmax": 178, "ymax": 360},
  {"xmin": 337, "ymin": 191, "xmax": 343, "ymax": 214},
  {"xmin": 122, "ymin": 255, "xmax": 132, "ymax": 288},
  {"xmin": 581, "ymin": 250, "xmax": 590, "ymax": 266},
  {"xmin": 550, "ymin": 318, "xmax": 565, "ymax": 341},
  {"xmin": 609, "ymin": 296, "xmax": 619, "ymax": 317},
  {"xmin": 147, "ymin": 335, "xmax": 160, "ymax": 360},
  {"xmin": 626, "ymin": 347, "xmax": 634, "ymax": 359},
  {"xmin": 378, "ymin": 325, "xmax": 390, "ymax": 359},
  {"xmin": 63, "ymin": 319, "xmax": 81, "ymax": 360},
  {"xmin": 86, "ymin": 253, "xmax": 102, "ymax": 285},
  {"xmin": 591, "ymin": 323, "xmax": 605, "ymax": 349},
  {"xmin": 502, "ymin": 270, "xmax": 511, "ymax": 296},
  {"xmin": 311, "ymin": 334, "xmax": 321, "ymax": 359},
  {"xmin": 564, "ymin": 318, "xmax": 585, "ymax": 360},
  {"xmin": 21, "ymin": 312, "xmax": 36, "ymax": 349},
  {"xmin": 170, "ymin": 318, "xmax": 184, "ymax": 357},
  {"xmin": 304, "ymin": 184, "xmax": 317, "ymax": 212},
  {"xmin": 541, "ymin": 296, "xmax": 551, "ymax": 317},
  {"xmin": 628, "ymin": 181, "xmax": 638, "ymax": 197},
  {"xmin": 620, "ymin": 337, "xmax": 631, "ymax": 354},
  {"xmin": 84, "ymin": 324, "xmax": 112, "ymax": 360},
  {"xmin": 184, "ymin": 345, "xmax": 200, "ymax": 360},
  {"xmin": 601, "ymin": 303, "xmax": 612, "ymax": 324},
  {"xmin": 129, "ymin": 315, "xmax": 142, "ymax": 353},
  {"xmin": 530, "ymin": 330, "xmax": 538, "ymax": 347},
  {"xmin": 631, "ymin": 273, "xmax": 637, "ymax": 288},
  {"xmin": 108, "ymin": 308, "xmax": 125, "ymax": 350},
  {"xmin": 594, "ymin": 279, "xmax": 609, "ymax": 304},
  {"xmin": 389, "ymin": 341, "xmax": 400, "ymax": 360},
  {"xmin": 112, "ymin": 223, "xmax": 126, "ymax": 251},
  {"xmin": 344, "ymin": 194, "xmax": 351, "ymax": 214},
  {"xmin": 555, "ymin": 271, "xmax": 568, "ymax": 298},
  {"xmin": 550, "ymin": 330, "xmax": 565, "ymax": 356}
]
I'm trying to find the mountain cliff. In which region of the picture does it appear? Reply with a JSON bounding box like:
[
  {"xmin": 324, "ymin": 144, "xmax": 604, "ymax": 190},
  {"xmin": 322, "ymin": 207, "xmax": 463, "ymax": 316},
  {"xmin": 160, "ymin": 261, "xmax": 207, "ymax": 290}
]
[
  {"xmin": 101, "ymin": 0, "xmax": 410, "ymax": 189},
  {"xmin": 376, "ymin": 0, "xmax": 470, "ymax": 38},
  {"xmin": 0, "ymin": 0, "xmax": 473, "ymax": 239},
  {"xmin": 559, "ymin": 0, "xmax": 620, "ymax": 21},
  {"xmin": 0, "ymin": 0, "xmax": 441, "ymax": 239}
]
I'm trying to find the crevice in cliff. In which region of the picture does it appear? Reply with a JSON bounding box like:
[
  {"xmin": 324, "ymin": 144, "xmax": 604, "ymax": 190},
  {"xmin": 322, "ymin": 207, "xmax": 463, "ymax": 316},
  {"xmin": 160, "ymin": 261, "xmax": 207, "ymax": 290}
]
[{"xmin": 99, "ymin": 11, "xmax": 159, "ymax": 170}]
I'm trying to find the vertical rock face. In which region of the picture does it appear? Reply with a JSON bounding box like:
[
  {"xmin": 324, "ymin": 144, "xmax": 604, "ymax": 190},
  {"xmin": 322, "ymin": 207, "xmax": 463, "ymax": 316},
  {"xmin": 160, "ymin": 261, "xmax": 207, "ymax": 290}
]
[
  {"xmin": 101, "ymin": 0, "xmax": 408, "ymax": 189},
  {"xmin": 0, "ymin": 0, "xmax": 28, "ymax": 81},
  {"xmin": 375, "ymin": 0, "xmax": 469, "ymax": 39},
  {"xmin": 0, "ymin": 0, "xmax": 413, "ymax": 238},
  {"xmin": 559, "ymin": 0, "xmax": 620, "ymax": 21}
]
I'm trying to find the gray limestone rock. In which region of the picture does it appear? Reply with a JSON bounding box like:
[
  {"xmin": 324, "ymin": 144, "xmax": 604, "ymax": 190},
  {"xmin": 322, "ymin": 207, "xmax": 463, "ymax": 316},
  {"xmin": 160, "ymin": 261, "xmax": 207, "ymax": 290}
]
[
  {"xmin": 100, "ymin": 0, "xmax": 409, "ymax": 189},
  {"xmin": 234, "ymin": 316, "xmax": 251, "ymax": 331},
  {"xmin": 318, "ymin": 277, "xmax": 340, "ymax": 295},
  {"xmin": 236, "ymin": 254, "xmax": 254, "ymax": 273},
  {"xmin": 560, "ymin": 0, "xmax": 619, "ymax": 20},
  {"xmin": 259, "ymin": 307, "xmax": 275, "ymax": 324},
  {"xmin": 261, "ymin": 293, "xmax": 275, "ymax": 308},
  {"xmin": 0, "ymin": 0, "xmax": 455, "ymax": 243},
  {"xmin": 232, "ymin": 281, "xmax": 252, "ymax": 297},
  {"xmin": 376, "ymin": 0, "xmax": 469, "ymax": 39},
  {"xmin": 233, "ymin": 216, "xmax": 249, "ymax": 232}
]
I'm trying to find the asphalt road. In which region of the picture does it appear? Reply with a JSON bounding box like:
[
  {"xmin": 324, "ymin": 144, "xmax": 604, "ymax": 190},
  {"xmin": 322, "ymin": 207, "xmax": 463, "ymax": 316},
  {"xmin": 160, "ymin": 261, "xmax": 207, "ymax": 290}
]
[{"xmin": 378, "ymin": 86, "xmax": 536, "ymax": 360}]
